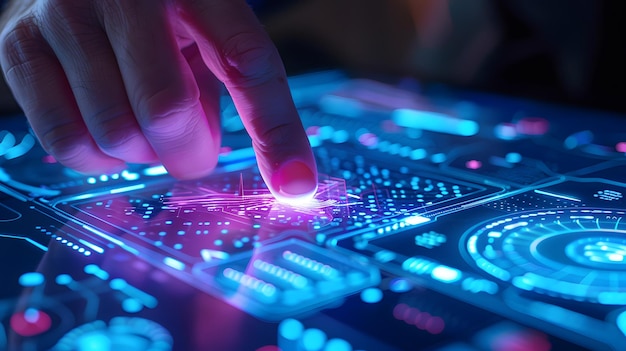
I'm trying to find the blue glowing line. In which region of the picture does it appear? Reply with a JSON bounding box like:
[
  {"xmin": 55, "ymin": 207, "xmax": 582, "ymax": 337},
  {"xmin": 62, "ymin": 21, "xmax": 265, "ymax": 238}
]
[
  {"xmin": 110, "ymin": 278, "xmax": 158, "ymax": 308},
  {"xmin": 200, "ymin": 249, "xmax": 230, "ymax": 261},
  {"xmin": 0, "ymin": 234, "xmax": 48, "ymax": 251},
  {"xmin": 503, "ymin": 222, "xmax": 528, "ymax": 231},
  {"xmin": 109, "ymin": 183, "xmax": 146, "ymax": 194},
  {"xmin": 533, "ymin": 189, "xmax": 581, "ymax": 202},
  {"xmin": 78, "ymin": 239, "xmax": 104, "ymax": 254},
  {"xmin": 163, "ymin": 257, "xmax": 186, "ymax": 271},
  {"xmin": 392, "ymin": 108, "xmax": 479, "ymax": 136},
  {"xmin": 143, "ymin": 165, "xmax": 168, "ymax": 176},
  {"xmin": 72, "ymin": 193, "xmax": 97, "ymax": 201},
  {"xmin": 81, "ymin": 225, "xmax": 139, "ymax": 255},
  {"xmin": 218, "ymin": 147, "xmax": 255, "ymax": 164}
]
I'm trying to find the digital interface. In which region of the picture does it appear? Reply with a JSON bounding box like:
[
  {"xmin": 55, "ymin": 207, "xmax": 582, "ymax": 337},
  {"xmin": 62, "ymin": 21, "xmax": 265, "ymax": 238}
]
[{"xmin": 0, "ymin": 71, "xmax": 625, "ymax": 350}]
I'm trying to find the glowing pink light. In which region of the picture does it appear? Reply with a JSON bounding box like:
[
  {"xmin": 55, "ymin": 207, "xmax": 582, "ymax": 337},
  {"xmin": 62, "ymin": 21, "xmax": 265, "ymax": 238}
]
[
  {"xmin": 516, "ymin": 117, "xmax": 549, "ymax": 136},
  {"xmin": 306, "ymin": 126, "xmax": 320, "ymax": 136},
  {"xmin": 42, "ymin": 155, "xmax": 57, "ymax": 164},
  {"xmin": 392, "ymin": 303, "xmax": 447, "ymax": 335},
  {"xmin": 426, "ymin": 316, "xmax": 445, "ymax": 334},
  {"xmin": 616, "ymin": 142, "xmax": 626, "ymax": 153},
  {"xmin": 466, "ymin": 160, "xmax": 482, "ymax": 170},
  {"xmin": 358, "ymin": 132, "xmax": 379, "ymax": 147},
  {"xmin": 492, "ymin": 331, "xmax": 551, "ymax": 351},
  {"xmin": 10, "ymin": 309, "xmax": 52, "ymax": 337}
]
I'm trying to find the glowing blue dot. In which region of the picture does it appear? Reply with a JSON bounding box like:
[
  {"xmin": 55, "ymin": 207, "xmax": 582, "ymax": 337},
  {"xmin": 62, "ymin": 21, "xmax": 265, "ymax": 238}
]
[
  {"xmin": 87, "ymin": 177, "xmax": 96, "ymax": 184},
  {"xmin": 214, "ymin": 239, "xmax": 223, "ymax": 246},
  {"xmin": 360, "ymin": 288, "xmax": 383, "ymax": 304},
  {"xmin": 324, "ymin": 338, "xmax": 353, "ymax": 351},
  {"xmin": 18, "ymin": 272, "xmax": 44, "ymax": 287},
  {"xmin": 279, "ymin": 318, "xmax": 303, "ymax": 341},
  {"xmin": 505, "ymin": 152, "xmax": 522, "ymax": 163},
  {"xmin": 76, "ymin": 332, "xmax": 111, "ymax": 351},
  {"xmin": 110, "ymin": 278, "xmax": 127, "ymax": 290},
  {"xmin": 56, "ymin": 274, "xmax": 72, "ymax": 285},
  {"xmin": 122, "ymin": 298, "xmax": 143, "ymax": 313},
  {"xmin": 173, "ymin": 243, "xmax": 183, "ymax": 250},
  {"xmin": 301, "ymin": 328, "xmax": 326, "ymax": 351},
  {"xmin": 431, "ymin": 265, "xmax": 462, "ymax": 283},
  {"xmin": 431, "ymin": 153, "xmax": 447, "ymax": 163}
]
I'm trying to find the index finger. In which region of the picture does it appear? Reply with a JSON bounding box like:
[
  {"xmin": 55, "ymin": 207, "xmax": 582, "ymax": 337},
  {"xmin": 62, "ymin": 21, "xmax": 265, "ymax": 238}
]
[{"xmin": 177, "ymin": 0, "xmax": 318, "ymax": 201}]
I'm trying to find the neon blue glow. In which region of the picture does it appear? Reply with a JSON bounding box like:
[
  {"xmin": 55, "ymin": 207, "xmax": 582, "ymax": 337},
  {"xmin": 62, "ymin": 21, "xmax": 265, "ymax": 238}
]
[
  {"xmin": 222, "ymin": 268, "xmax": 278, "ymax": 303},
  {"xmin": 404, "ymin": 215, "xmax": 430, "ymax": 226},
  {"xmin": 110, "ymin": 184, "xmax": 146, "ymax": 194},
  {"xmin": 76, "ymin": 332, "xmax": 111, "ymax": 351},
  {"xmin": 122, "ymin": 298, "xmax": 143, "ymax": 313},
  {"xmin": 431, "ymin": 153, "xmax": 447, "ymax": 163},
  {"xmin": 4, "ymin": 133, "xmax": 35, "ymax": 159},
  {"xmin": 56, "ymin": 274, "xmax": 73, "ymax": 285},
  {"xmin": 18, "ymin": 272, "xmax": 44, "ymax": 287},
  {"xmin": 431, "ymin": 265, "xmax": 462, "ymax": 283},
  {"xmin": 81, "ymin": 225, "xmax": 139, "ymax": 255},
  {"xmin": 389, "ymin": 278, "xmax": 412, "ymax": 293},
  {"xmin": 78, "ymin": 239, "xmax": 104, "ymax": 254},
  {"xmin": 505, "ymin": 152, "xmax": 522, "ymax": 163},
  {"xmin": 533, "ymin": 189, "xmax": 581, "ymax": 202},
  {"xmin": 279, "ymin": 318, "xmax": 304, "ymax": 341},
  {"xmin": 143, "ymin": 165, "xmax": 168, "ymax": 176},
  {"xmin": 218, "ymin": 147, "xmax": 256, "ymax": 164},
  {"xmin": 282, "ymin": 251, "xmax": 340, "ymax": 279},
  {"xmin": 360, "ymin": 288, "xmax": 383, "ymax": 303},
  {"xmin": 109, "ymin": 279, "xmax": 158, "ymax": 308},
  {"xmin": 0, "ymin": 234, "xmax": 48, "ymax": 252},
  {"xmin": 71, "ymin": 193, "xmax": 98, "ymax": 201},
  {"xmin": 503, "ymin": 222, "xmax": 528, "ymax": 230},
  {"xmin": 323, "ymin": 338, "xmax": 352, "ymax": 351},
  {"xmin": 109, "ymin": 278, "xmax": 128, "ymax": 290},
  {"xmin": 120, "ymin": 170, "xmax": 140, "ymax": 181},
  {"xmin": 392, "ymin": 109, "xmax": 479, "ymax": 136},
  {"xmin": 163, "ymin": 257, "xmax": 186, "ymax": 271},
  {"xmin": 616, "ymin": 311, "xmax": 626, "ymax": 336},
  {"xmin": 84, "ymin": 264, "xmax": 109, "ymax": 280},
  {"xmin": 301, "ymin": 328, "xmax": 327, "ymax": 351},
  {"xmin": 253, "ymin": 259, "xmax": 309, "ymax": 289}
]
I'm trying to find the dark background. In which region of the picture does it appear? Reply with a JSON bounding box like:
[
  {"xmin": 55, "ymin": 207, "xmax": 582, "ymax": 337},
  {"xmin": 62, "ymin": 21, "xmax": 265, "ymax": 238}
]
[{"xmin": 1, "ymin": 0, "xmax": 624, "ymax": 114}]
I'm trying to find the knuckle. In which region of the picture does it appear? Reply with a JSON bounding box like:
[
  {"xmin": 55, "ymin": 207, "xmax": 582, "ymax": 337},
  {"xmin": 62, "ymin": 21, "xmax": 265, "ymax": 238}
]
[
  {"xmin": 252, "ymin": 121, "xmax": 294, "ymax": 155},
  {"xmin": 220, "ymin": 31, "xmax": 279, "ymax": 87},
  {"xmin": 0, "ymin": 16, "xmax": 45, "ymax": 77},
  {"xmin": 39, "ymin": 119, "xmax": 89, "ymax": 163},
  {"xmin": 89, "ymin": 109, "xmax": 138, "ymax": 153}
]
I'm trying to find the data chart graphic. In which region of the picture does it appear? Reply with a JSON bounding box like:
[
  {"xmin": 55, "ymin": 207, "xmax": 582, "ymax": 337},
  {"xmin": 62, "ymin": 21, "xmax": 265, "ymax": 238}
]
[{"xmin": 462, "ymin": 208, "xmax": 626, "ymax": 304}]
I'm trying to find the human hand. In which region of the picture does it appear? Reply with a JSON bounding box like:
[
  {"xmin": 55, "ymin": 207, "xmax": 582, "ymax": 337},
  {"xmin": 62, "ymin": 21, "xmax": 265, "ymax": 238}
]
[{"xmin": 0, "ymin": 0, "xmax": 317, "ymax": 200}]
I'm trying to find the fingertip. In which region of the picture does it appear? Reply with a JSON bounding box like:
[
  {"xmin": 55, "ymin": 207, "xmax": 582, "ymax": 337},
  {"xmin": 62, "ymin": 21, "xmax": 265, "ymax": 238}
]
[{"xmin": 269, "ymin": 159, "xmax": 318, "ymax": 202}]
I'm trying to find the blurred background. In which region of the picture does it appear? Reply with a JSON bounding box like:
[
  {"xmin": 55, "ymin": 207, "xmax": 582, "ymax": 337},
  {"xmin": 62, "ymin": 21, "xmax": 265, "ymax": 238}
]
[
  {"xmin": 1, "ymin": 0, "xmax": 624, "ymax": 114},
  {"xmin": 253, "ymin": 0, "xmax": 625, "ymax": 113}
]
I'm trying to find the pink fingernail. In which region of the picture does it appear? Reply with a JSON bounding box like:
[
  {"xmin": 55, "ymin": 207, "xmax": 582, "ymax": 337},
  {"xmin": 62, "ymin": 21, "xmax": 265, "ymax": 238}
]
[{"xmin": 272, "ymin": 160, "xmax": 317, "ymax": 200}]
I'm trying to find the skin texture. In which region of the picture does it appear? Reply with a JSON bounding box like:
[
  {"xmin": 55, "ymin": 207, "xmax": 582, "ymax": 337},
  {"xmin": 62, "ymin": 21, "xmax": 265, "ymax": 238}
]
[{"xmin": 0, "ymin": 0, "xmax": 318, "ymax": 200}]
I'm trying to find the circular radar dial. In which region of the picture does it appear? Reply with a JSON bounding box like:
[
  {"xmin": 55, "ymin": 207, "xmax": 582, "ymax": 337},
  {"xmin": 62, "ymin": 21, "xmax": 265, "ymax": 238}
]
[{"xmin": 462, "ymin": 208, "xmax": 626, "ymax": 304}]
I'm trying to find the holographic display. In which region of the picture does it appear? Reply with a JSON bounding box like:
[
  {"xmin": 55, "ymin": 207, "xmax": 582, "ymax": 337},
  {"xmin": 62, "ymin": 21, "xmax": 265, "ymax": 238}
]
[{"xmin": 0, "ymin": 73, "xmax": 625, "ymax": 350}]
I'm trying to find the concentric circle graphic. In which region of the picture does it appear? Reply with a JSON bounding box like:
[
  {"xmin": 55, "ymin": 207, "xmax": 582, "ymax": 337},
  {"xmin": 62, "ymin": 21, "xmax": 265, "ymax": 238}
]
[{"xmin": 462, "ymin": 208, "xmax": 626, "ymax": 304}]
